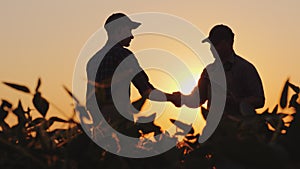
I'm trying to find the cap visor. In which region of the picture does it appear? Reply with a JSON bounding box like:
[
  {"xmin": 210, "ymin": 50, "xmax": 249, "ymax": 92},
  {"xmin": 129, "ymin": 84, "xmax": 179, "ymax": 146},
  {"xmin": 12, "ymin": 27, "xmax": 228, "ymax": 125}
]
[
  {"xmin": 201, "ymin": 37, "xmax": 210, "ymax": 43},
  {"xmin": 130, "ymin": 21, "xmax": 141, "ymax": 29}
]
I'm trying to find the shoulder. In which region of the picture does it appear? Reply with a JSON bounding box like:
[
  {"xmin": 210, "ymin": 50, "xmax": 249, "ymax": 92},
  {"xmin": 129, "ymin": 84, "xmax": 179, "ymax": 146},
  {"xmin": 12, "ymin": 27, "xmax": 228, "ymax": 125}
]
[
  {"xmin": 200, "ymin": 63, "xmax": 214, "ymax": 79},
  {"xmin": 203, "ymin": 60, "xmax": 224, "ymax": 74},
  {"xmin": 235, "ymin": 54, "xmax": 257, "ymax": 70},
  {"xmin": 234, "ymin": 54, "xmax": 262, "ymax": 80},
  {"xmin": 87, "ymin": 51, "xmax": 101, "ymax": 70},
  {"xmin": 87, "ymin": 48, "xmax": 106, "ymax": 69}
]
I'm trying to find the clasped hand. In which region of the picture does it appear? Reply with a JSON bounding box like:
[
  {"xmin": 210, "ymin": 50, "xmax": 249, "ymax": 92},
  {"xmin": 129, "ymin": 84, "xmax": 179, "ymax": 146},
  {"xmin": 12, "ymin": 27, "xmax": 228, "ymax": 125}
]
[{"xmin": 166, "ymin": 91, "xmax": 183, "ymax": 107}]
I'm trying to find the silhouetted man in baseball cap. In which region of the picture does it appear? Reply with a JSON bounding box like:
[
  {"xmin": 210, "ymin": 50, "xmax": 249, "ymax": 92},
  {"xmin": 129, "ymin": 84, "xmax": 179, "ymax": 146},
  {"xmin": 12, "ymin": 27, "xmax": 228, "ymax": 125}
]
[
  {"xmin": 86, "ymin": 13, "xmax": 177, "ymax": 139},
  {"xmin": 104, "ymin": 13, "xmax": 141, "ymax": 30},
  {"xmin": 177, "ymin": 24, "xmax": 265, "ymax": 114},
  {"xmin": 172, "ymin": 23, "xmax": 266, "ymax": 169}
]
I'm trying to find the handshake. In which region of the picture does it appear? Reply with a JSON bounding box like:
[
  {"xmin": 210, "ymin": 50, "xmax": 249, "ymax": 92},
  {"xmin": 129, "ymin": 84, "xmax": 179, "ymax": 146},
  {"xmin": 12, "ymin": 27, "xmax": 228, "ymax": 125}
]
[
  {"xmin": 147, "ymin": 89, "xmax": 191, "ymax": 108},
  {"xmin": 166, "ymin": 92, "xmax": 183, "ymax": 107}
]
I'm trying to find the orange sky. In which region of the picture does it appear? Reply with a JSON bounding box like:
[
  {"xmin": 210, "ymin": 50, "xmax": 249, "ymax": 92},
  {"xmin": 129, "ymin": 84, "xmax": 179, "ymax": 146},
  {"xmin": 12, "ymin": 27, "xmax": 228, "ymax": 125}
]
[{"xmin": 1, "ymin": 1, "xmax": 300, "ymax": 133}]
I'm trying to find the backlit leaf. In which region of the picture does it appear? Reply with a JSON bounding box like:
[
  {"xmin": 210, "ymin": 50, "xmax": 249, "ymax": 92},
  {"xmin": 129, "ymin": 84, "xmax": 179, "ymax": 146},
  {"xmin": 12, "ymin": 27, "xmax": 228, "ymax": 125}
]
[
  {"xmin": 261, "ymin": 108, "xmax": 269, "ymax": 116},
  {"xmin": 13, "ymin": 100, "xmax": 28, "ymax": 126},
  {"xmin": 136, "ymin": 113, "xmax": 156, "ymax": 123},
  {"xmin": 0, "ymin": 102, "xmax": 9, "ymax": 120},
  {"xmin": 1, "ymin": 99, "xmax": 12, "ymax": 109},
  {"xmin": 289, "ymin": 94, "xmax": 299, "ymax": 108},
  {"xmin": 49, "ymin": 116, "xmax": 68, "ymax": 123},
  {"xmin": 35, "ymin": 78, "xmax": 41, "ymax": 92},
  {"xmin": 28, "ymin": 117, "xmax": 44, "ymax": 127},
  {"xmin": 170, "ymin": 119, "xmax": 192, "ymax": 134},
  {"xmin": 32, "ymin": 92, "xmax": 49, "ymax": 117},
  {"xmin": 41, "ymin": 117, "xmax": 69, "ymax": 130},
  {"xmin": 63, "ymin": 85, "xmax": 80, "ymax": 104},
  {"xmin": 288, "ymin": 82, "xmax": 300, "ymax": 94},
  {"xmin": 3, "ymin": 82, "xmax": 31, "ymax": 93},
  {"xmin": 266, "ymin": 115, "xmax": 279, "ymax": 129},
  {"xmin": 271, "ymin": 105, "xmax": 278, "ymax": 114},
  {"xmin": 280, "ymin": 79, "xmax": 289, "ymax": 108},
  {"xmin": 48, "ymin": 116, "xmax": 68, "ymax": 128}
]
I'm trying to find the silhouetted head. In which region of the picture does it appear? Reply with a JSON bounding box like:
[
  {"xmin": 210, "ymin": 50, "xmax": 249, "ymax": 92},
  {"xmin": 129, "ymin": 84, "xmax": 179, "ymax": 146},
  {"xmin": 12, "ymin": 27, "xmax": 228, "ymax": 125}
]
[
  {"xmin": 104, "ymin": 13, "xmax": 141, "ymax": 47},
  {"xmin": 202, "ymin": 24, "xmax": 235, "ymax": 59}
]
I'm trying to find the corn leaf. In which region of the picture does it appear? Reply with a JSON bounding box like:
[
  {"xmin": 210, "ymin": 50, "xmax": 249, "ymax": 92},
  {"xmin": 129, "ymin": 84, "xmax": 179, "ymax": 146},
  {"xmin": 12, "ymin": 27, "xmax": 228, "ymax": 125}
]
[
  {"xmin": 32, "ymin": 92, "xmax": 49, "ymax": 117},
  {"xmin": 170, "ymin": 119, "xmax": 193, "ymax": 134},
  {"xmin": 35, "ymin": 78, "xmax": 41, "ymax": 92},
  {"xmin": 280, "ymin": 79, "xmax": 289, "ymax": 108},
  {"xmin": 3, "ymin": 82, "xmax": 31, "ymax": 93},
  {"xmin": 288, "ymin": 82, "xmax": 300, "ymax": 94},
  {"xmin": 63, "ymin": 85, "xmax": 80, "ymax": 104}
]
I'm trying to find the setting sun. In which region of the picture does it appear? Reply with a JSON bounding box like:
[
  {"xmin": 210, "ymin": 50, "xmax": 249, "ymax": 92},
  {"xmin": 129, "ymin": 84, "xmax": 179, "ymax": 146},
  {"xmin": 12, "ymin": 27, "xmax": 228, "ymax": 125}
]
[{"xmin": 1, "ymin": 1, "xmax": 300, "ymax": 168}]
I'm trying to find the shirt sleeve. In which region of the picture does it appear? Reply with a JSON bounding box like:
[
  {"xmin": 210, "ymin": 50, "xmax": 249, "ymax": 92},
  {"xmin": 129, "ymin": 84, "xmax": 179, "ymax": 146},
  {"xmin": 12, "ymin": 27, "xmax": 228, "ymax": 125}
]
[
  {"xmin": 125, "ymin": 53, "xmax": 155, "ymax": 95},
  {"xmin": 198, "ymin": 68, "xmax": 211, "ymax": 105},
  {"xmin": 132, "ymin": 71, "xmax": 155, "ymax": 95}
]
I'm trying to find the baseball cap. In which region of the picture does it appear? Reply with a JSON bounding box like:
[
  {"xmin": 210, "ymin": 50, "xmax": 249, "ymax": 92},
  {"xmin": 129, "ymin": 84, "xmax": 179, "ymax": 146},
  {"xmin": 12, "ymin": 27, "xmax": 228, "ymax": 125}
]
[
  {"xmin": 104, "ymin": 13, "xmax": 141, "ymax": 31},
  {"xmin": 202, "ymin": 24, "xmax": 234, "ymax": 44}
]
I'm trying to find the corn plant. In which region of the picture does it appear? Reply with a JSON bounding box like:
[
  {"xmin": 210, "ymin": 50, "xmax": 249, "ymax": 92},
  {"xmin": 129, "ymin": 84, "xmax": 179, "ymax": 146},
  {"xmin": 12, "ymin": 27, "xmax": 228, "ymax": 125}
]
[
  {"xmin": 0, "ymin": 78, "xmax": 299, "ymax": 169},
  {"xmin": 1, "ymin": 79, "xmax": 80, "ymax": 169}
]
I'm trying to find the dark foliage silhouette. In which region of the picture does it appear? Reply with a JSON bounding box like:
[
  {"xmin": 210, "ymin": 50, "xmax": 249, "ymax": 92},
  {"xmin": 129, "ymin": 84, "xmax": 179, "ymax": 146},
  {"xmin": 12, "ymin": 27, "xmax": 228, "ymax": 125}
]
[{"xmin": 0, "ymin": 78, "xmax": 299, "ymax": 169}]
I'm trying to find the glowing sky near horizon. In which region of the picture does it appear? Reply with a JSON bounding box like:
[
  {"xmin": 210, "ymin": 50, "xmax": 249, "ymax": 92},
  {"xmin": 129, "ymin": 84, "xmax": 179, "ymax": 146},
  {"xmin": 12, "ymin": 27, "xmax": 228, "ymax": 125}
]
[{"xmin": 1, "ymin": 1, "xmax": 299, "ymax": 133}]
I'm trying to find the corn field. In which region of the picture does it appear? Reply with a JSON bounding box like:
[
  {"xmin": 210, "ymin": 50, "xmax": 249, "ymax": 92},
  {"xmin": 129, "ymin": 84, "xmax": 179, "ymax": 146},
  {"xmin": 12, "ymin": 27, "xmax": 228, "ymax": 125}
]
[{"xmin": 0, "ymin": 78, "xmax": 299, "ymax": 169}]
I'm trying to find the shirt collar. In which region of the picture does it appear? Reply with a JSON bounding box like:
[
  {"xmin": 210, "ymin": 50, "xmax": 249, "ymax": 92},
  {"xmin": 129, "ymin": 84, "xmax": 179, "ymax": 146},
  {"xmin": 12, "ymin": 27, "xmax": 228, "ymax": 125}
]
[
  {"xmin": 223, "ymin": 52, "xmax": 236, "ymax": 71},
  {"xmin": 226, "ymin": 52, "xmax": 235, "ymax": 64},
  {"xmin": 106, "ymin": 40, "xmax": 123, "ymax": 48}
]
